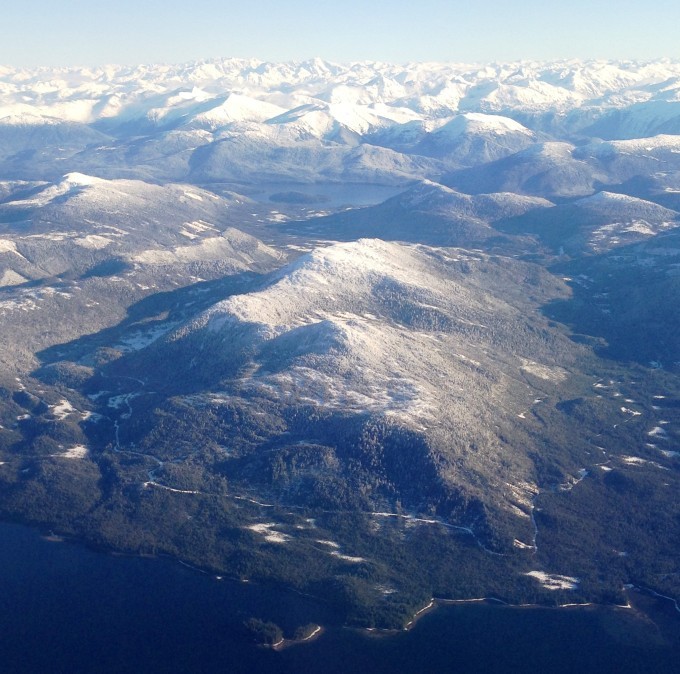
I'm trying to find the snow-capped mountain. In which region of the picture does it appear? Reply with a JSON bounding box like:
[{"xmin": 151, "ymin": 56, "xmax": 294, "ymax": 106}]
[
  {"xmin": 283, "ymin": 180, "xmax": 551, "ymax": 245},
  {"xmin": 411, "ymin": 113, "xmax": 538, "ymax": 165},
  {"xmin": 444, "ymin": 141, "xmax": 609, "ymax": 199},
  {"xmin": 0, "ymin": 173, "xmax": 280, "ymax": 281},
  {"xmin": 3, "ymin": 58, "xmax": 680, "ymax": 129},
  {"xmin": 498, "ymin": 189, "xmax": 680, "ymax": 253},
  {"xmin": 116, "ymin": 238, "xmax": 588, "ymax": 543},
  {"xmin": 1, "ymin": 58, "xmax": 680, "ymax": 185}
]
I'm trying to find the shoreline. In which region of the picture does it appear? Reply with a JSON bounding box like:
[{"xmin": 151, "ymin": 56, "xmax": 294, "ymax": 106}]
[
  {"xmin": 2, "ymin": 519, "xmax": 679, "ymax": 672},
  {"xmin": 9, "ymin": 519, "xmax": 680, "ymax": 638},
  {"xmin": 367, "ymin": 588, "xmax": 679, "ymax": 637},
  {"xmin": 270, "ymin": 625, "xmax": 324, "ymax": 651}
]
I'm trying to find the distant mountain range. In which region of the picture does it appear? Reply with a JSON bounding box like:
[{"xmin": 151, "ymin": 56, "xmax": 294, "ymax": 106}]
[{"xmin": 2, "ymin": 58, "xmax": 680, "ymax": 184}]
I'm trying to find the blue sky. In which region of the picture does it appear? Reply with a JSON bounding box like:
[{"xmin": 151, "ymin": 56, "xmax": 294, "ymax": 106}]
[{"xmin": 2, "ymin": 0, "xmax": 679, "ymax": 67}]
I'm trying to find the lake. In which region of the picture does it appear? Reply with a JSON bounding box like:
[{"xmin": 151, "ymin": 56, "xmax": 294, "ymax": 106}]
[{"xmin": 1, "ymin": 522, "xmax": 678, "ymax": 673}]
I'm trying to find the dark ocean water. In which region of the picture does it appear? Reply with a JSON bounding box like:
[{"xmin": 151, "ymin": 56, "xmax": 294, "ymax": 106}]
[{"xmin": 1, "ymin": 521, "xmax": 678, "ymax": 674}]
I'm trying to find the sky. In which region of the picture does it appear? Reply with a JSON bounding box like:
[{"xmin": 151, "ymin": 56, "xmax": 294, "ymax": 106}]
[{"xmin": 2, "ymin": 0, "xmax": 679, "ymax": 67}]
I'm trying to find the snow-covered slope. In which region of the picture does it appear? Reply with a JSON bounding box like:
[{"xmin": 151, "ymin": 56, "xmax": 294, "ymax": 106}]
[
  {"xmin": 148, "ymin": 238, "xmax": 581, "ymax": 531},
  {"xmin": 575, "ymin": 135, "xmax": 680, "ymax": 183},
  {"xmin": 498, "ymin": 189, "xmax": 680, "ymax": 253},
  {"xmin": 412, "ymin": 112, "xmax": 537, "ymax": 166},
  {"xmin": 170, "ymin": 238, "xmax": 574, "ymax": 419},
  {"xmin": 445, "ymin": 142, "xmax": 608, "ymax": 199},
  {"xmin": 0, "ymin": 173, "xmax": 281, "ymax": 279},
  {"xmin": 283, "ymin": 180, "xmax": 551, "ymax": 245}
]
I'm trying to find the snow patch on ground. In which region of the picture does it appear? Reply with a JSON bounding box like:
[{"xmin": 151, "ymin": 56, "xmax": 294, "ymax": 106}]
[
  {"xmin": 51, "ymin": 399, "xmax": 77, "ymax": 420},
  {"xmin": 330, "ymin": 551, "xmax": 366, "ymax": 563},
  {"xmin": 0, "ymin": 239, "xmax": 19, "ymax": 254},
  {"xmin": 622, "ymin": 456, "xmax": 649, "ymax": 465},
  {"xmin": 525, "ymin": 571, "xmax": 579, "ymax": 590},
  {"xmin": 620, "ymin": 406, "xmax": 642, "ymax": 416},
  {"xmin": 82, "ymin": 411, "xmax": 105, "ymax": 424},
  {"xmin": 57, "ymin": 445, "xmax": 89, "ymax": 459},
  {"xmin": 182, "ymin": 191, "xmax": 203, "ymax": 201},
  {"xmin": 520, "ymin": 360, "xmax": 568, "ymax": 382},
  {"xmin": 315, "ymin": 539, "xmax": 364, "ymax": 562},
  {"xmin": 246, "ymin": 523, "xmax": 291, "ymax": 544},
  {"xmin": 0, "ymin": 269, "xmax": 27, "ymax": 287},
  {"xmin": 118, "ymin": 323, "xmax": 180, "ymax": 352},
  {"xmin": 73, "ymin": 234, "xmax": 114, "ymax": 249},
  {"xmin": 182, "ymin": 220, "xmax": 218, "ymax": 233},
  {"xmin": 621, "ymin": 455, "xmax": 668, "ymax": 469}
]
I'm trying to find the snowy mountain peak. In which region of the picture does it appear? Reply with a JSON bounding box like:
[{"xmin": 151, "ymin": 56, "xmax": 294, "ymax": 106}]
[
  {"xmin": 200, "ymin": 239, "xmax": 441, "ymax": 335},
  {"xmin": 392, "ymin": 180, "xmax": 464, "ymax": 208},
  {"xmin": 575, "ymin": 190, "xmax": 679, "ymax": 219},
  {"xmin": 437, "ymin": 112, "xmax": 533, "ymax": 137},
  {"xmin": 62, "ymin": 172, "xmax": 105, "ymax": 187},
  {"xmin": 578, "ymin": 190, "xmax": 647, "ymax": 205}
]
